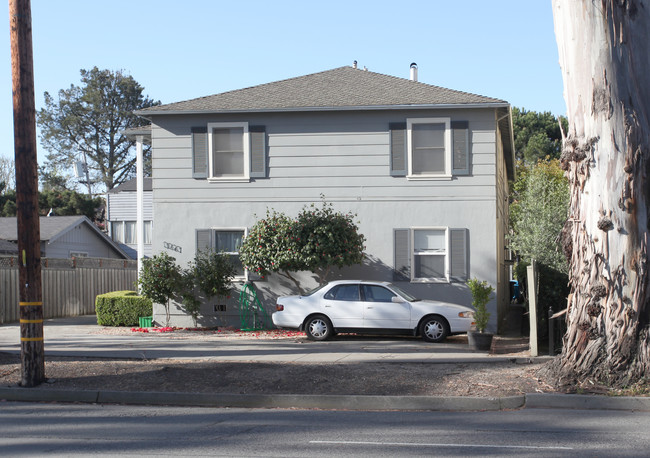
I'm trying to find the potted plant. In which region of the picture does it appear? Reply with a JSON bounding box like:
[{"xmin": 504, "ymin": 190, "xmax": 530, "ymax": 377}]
[{"xmin": 466, "ymin": 278, "xmax": 495, "ymax": 351}]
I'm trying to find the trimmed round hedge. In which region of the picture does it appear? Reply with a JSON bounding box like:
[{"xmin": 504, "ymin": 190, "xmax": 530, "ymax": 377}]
[{"xmin": 95, "ymin": 290, "xmax": 153, "ymax": 327}]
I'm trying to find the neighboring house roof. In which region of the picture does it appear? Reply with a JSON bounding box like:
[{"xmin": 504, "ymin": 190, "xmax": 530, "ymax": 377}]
[
  {"xmin": 108, "ymin": 177, "xmax": 152, "ymax": 194},
  {"xmin": 137, "ymin": 66, "xmax": 508, "ymax": 115},
  {"xmin": 0, "ymin": 216, "xmax": 129, "ymax": 258},
  {"xmin": 0, "ymin": 238, "xmax": 17, "ymax": 254}
]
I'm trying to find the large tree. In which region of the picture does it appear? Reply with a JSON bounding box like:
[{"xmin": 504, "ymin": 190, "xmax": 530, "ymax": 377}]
[
  {"xmin": 548, "ymin": 0, "xmax": 650, "ymax": 388},
  {"xmin": 0, "ymin": 157, "xmax": 15, "ymax": 192},
  {"xmin": 37, "ymin": 67, "xmax": 159, "ymax": 192},
  {"xmin": 512, "ymin": 107, "xmax": 567, "ymax": 163}
]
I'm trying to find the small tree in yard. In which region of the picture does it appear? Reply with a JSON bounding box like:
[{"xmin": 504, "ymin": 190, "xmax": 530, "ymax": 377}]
[
  {"xmin": 182, "ymin": 250, "xmax": 236, "ymax": 326},
  {"xmin": 138, "ymin": 252, "xmax": 182, "ymax": 326}
]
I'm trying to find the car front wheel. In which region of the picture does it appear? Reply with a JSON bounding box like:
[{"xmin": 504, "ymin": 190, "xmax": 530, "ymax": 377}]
[
  {"xmin": 305, "ymin": 315, "xmax": 333, "ymax": 341},
  {"xmin": 419, "ymin": 315, "xmax": 449, "ymax": 343}
]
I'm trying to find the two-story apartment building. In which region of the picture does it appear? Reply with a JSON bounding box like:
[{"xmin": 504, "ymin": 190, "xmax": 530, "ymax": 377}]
[{"xmin": 136, "ymin": 64, "xmax": 515, "ymax": 331}]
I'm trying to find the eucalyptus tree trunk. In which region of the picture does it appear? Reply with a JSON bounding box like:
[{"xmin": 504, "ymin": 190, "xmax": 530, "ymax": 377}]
[{"xmin": 549, "ymin": 0, "xmax": 650, "ymax": 387}]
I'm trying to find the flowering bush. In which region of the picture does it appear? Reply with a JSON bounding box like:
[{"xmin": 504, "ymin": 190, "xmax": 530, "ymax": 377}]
[{"xmin": 240, "ymin": 198, "xmax": 366, "ymax": 293}]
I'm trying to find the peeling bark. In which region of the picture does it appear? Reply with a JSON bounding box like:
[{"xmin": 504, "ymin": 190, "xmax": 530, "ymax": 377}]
[{"xmin": 547, "ymin": 0, "xmax": 650, "ymax": 388}]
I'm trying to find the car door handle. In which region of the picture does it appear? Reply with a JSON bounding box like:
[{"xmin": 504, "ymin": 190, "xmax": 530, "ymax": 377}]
[{"xmin": 366, "ymin": 306, "xmax": 373, "ymax": 309}]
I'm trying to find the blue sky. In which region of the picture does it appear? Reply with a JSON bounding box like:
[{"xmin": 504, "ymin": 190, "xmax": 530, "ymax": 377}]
[{"xmin": 0, "ymin": 0, "xmax": 564, "ymax": 163}]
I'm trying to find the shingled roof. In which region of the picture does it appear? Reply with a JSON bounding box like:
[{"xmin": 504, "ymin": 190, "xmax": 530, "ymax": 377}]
[{"xmin": 137, "ymin": 66, "xmax": 508, "ymax": 115}]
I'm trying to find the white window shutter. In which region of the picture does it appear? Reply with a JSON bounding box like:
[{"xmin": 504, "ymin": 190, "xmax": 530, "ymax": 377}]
[{"xmin": 449, "ymin": 228, "xmax": 468, "ymax": 281}]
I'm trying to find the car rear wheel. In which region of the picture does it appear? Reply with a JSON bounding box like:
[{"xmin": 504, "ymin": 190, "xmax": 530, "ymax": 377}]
[
  {"xmin": 419, "ymin": 315, "xmax": 449, "ymax": 343},
  {"xmin": 305, "ymin": 315, "xmax": 333, "ymax": 341}
]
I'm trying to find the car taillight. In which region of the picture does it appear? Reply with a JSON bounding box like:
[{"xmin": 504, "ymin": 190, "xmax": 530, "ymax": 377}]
[{"xmin": 276, "ymin": 304, "xmax": 284, "ymax": 311}]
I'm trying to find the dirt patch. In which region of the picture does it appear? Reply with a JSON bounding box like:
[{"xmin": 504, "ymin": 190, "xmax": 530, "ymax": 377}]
[{"xmin": 0, "ymin": 353, "xmax": 553, "ymax": 397}]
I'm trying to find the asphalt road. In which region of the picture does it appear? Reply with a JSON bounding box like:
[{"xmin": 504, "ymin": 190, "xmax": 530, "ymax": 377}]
[{"xmin": 1, "ymin": 402, "xmax": 649, "ymax": 456}]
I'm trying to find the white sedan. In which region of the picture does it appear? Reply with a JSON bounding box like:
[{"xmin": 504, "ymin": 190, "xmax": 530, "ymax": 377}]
[{"xmin": 272, "ymin": 280, "xmax": 475, "ymax": 342}]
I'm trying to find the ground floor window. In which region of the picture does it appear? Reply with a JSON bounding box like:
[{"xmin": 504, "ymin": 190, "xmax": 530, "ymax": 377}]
[
  {"xmin": 196, "ymin": 228, "xmax": 247, "ymax": 280},
  {"xmin": 394, "ymin": 227, "xmax": 467, "ymax": 283}
]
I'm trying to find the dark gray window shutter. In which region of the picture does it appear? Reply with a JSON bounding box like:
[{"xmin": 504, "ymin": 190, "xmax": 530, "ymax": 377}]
[
  {"xmin": 196, "ymin": 229, "xmax": 214, "ymax": 253},
  {"xmin": 451, "ymin": 121, "xmax": 469, "ymax": 175},
  {"xmin": 449, "ymin": 228, "xmax": 468, "ymax": 281},
  {"xmin": 389, "ymin": 122, "xmax": 407, "ymax": 176},
  {"xmin": 192, "ymin": 127, "xmax": 208, "ymax": 179},
  {"xmin": 249, "ymin": 125, "xmax": 267, "ymax": 178},
  {"xmin": 393, "ymin": 228, "xmax": 411, "ymax": 281}
]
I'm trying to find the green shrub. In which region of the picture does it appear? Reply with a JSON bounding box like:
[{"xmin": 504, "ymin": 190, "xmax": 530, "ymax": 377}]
[{"xmin": 95, "ymin": 290, "xmax": 152, "ymax": 327}]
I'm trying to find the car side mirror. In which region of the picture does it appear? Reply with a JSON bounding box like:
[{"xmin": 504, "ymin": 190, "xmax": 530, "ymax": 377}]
[{"xmin": 391, "ymin": 296, "xmax": 403, "ymax": 303}]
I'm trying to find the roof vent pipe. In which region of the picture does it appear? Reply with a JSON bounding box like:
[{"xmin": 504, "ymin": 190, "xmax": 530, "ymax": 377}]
[{"xmin": 410, "ymin": 62, "xmax": 418, "ymax": 82}]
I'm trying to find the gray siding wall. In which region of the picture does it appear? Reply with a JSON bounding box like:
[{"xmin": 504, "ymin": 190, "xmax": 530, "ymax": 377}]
[
  {"xmin": 45, "ymin": 224, "xmax": 124, "ymax": 259},
  {"xmin": 107, "ymin": 191, "xmax": 154, "ymax": 221},
  {"xmin": 149, "ymin": 108, "xmax": 504, "ymax": 331}
]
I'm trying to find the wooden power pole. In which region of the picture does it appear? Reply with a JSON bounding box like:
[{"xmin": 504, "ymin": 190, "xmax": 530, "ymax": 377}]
[{"xmin": 9, "ymin": 0, "xmax": 44, "ymax": 387}]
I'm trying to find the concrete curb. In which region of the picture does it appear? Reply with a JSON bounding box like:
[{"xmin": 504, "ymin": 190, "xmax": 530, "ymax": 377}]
[
  {"xmin": 0, "ymin": 387, "xmax": 523, "ymax": 411},
  {"xmin": 1, "ymin": 387, "xmax": 648, "ymax": 412},
  {"xmin": 525, "ymin": 393, "xmax": 650, "ymax": 411}
]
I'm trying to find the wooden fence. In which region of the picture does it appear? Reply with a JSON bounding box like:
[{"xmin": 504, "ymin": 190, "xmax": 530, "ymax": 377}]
[{"xmin": 0, "ymin": 256, "xmax": 138, "ymax": 324}]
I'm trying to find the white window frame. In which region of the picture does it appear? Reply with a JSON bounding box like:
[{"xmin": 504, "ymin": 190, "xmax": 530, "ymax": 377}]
[
  {"xmin": 69, "ymin": 251, "xmax": 88, "ymax": 258},
  {"xmin": 214, "ymin": 227, "xmax": 248, "ymax": 282},
  {"xmin": 207, "ymin": 122, "xmax": 250, "ymax": 182},
  {"xmin": 111, "ymin": 221, "xmax": 124, "ymax": 244},
  {"xmin": 411, "ymin": 227, "xmax": 449, "ymax": 283},
  {"xmin": 406, "ymin": 117, "xmax": 452, "ymax": 180}
]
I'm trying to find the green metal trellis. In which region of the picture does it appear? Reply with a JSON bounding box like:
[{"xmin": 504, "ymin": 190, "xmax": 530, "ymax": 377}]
[{"xmin": 238, "ymin": 282, "xmax": 272, "ymax": 331}]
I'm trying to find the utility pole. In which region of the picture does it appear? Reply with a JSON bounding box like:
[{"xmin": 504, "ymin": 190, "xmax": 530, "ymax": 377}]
[{"xmin": 9, "ymin": 0, "xmax": 44, "ymax": 387}]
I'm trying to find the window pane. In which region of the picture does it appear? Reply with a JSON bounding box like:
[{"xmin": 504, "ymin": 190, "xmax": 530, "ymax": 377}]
[
  {"xmin": 414, "ymin": 254, "xmax": 445, "ymax": 278},
  {"xmin": 412, "ymin": 123, "xmax": 446, "ymax": 174},
  {"xmin": 414, "ymin": 229, "xmax": 445, "ymax": 251},
  {"xmin": 412, "ymin": 123, "xmax": 444, "ymax": 148},
  {"xmin": 325, "ymin": 284, "xmax": 360, "ymax": 301},
  {"xmin": 412, "ymin": 149, "xmax": 445, "ymax": 174},
  {"xmin": 362, "ymin": 285, "xmax": 395, "ymax": 302},
  {"xmin": 337, "ymin": 285, "xmax": 360, "ymax": 301},
  {"xmin": 213, "ymin": 127, "xmax": 244, "ymax": 177},
  {"xmin": 215, "ymin": 231, "xmax": 243, "ymax": 252},
  {"xmin": 124, "ymin": 221, "xmax": 136, "ymax": 244},
  {"xmin": 111, "ymin": 221, "xmax": 124, "ymax": 243},
  {"xmin": 143, "ymin": 221, "xmax": 152, "ymax": 244}
]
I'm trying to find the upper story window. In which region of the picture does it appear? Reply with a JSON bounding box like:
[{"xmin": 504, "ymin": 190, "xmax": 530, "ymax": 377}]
[
  {"xmin": 208, "ymin": 122, "xmax": 250, "ymax": 181},
  {"xmin": 390, "ymin": 119, "xmax": 469, "ymax": 179},
  {"xmin": 407, "ymin": 118, "xmax": 451, "ymax": 178},
  {"xmin": 192, "ymin": 124, "xmax": 267, "ymax": 181}
]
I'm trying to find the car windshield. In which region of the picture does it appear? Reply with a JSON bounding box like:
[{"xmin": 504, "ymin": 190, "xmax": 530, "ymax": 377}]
[
  {"xmin": 302, "ymin": 284, "xmax": 327, "ymax": 297},
  {"xmin": 386, "ymin": 284, "xmax": 420, "ymax": 302}
]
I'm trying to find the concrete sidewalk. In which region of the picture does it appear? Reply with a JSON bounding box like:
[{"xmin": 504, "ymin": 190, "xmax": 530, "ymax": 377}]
[
  {"xmin": 0, "ymin": 315, "xmax": 520, "ymax": 364},
  {"xmin": 2, "ymin": 316, "xmax": 648, "ymax": 412}
]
